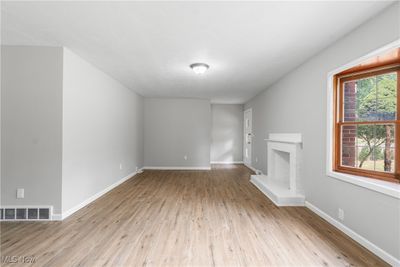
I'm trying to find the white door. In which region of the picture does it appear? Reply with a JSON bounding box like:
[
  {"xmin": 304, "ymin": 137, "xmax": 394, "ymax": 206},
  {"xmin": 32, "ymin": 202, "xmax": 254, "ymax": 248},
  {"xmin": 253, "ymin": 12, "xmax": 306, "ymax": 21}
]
[{"xmin": 243, "ymin": 109, "xmax": 252, "ymax": 166}]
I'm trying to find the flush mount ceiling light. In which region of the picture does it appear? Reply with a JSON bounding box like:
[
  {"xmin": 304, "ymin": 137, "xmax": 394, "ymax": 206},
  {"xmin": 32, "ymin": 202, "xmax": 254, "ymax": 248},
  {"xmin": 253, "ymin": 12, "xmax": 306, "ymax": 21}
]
[{"xmin": 190, "ymin": 63, "xmax": 209, "ymax": 74}]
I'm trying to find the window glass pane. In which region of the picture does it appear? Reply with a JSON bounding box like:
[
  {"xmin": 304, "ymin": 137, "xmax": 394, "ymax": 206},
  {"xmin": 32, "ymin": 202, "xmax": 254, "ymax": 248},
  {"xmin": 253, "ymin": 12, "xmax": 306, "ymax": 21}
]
[
  {"xmin": 373, "ymin": 124, "xmax": 395, "ymax": 173},
  {"xmin": 356, "ymin": 146, "xmax": 374, "ymax": 171},
  {"xmin": 343, "ymin": 72, "xmax": 397, "ymax": 122},
  {"xmin": 341, "ymin": 124, "xmax": 395, "ymax": 173},
  {"xmin": 376, "ymin": 72, "xmax": 397, "ymax": 121}
]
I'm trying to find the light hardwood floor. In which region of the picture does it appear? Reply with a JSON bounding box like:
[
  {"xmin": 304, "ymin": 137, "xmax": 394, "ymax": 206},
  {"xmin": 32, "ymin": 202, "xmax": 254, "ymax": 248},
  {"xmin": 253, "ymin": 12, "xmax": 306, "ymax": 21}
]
[{"xmin": 1, "ymin": 165, "xmax": 388, "ymax": 266}]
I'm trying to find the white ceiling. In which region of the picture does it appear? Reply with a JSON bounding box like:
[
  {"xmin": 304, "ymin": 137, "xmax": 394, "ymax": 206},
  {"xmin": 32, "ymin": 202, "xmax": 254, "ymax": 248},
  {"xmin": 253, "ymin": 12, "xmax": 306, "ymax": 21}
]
[{"xmin": 1, "ymin": 1, "xmax": 394, "ymax": 103}]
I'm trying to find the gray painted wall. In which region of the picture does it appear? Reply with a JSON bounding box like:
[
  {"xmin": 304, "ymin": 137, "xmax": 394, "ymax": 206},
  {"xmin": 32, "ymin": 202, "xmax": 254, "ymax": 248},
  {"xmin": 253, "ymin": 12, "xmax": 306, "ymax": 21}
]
[
  {"xmin": 62, "ymin": 48, "xmax": 144, "ymax": 214},
  {"xmin": 144, "ymin": 98, "xmax": 211, "ymax": 168},
  {"xmin": 211, "ymin": 104, "xmax": 243, "ymax": 163},
  {"xmin": 1, "ymin": 46, "xmax": 63, "ymax": 213},
  {"xmin": 1, "ymin": 46, "xmax": 144, "ymax": 215},
  {"xmin": 244, "ymin": 3, "xmax": 400, "ymax": 259}
]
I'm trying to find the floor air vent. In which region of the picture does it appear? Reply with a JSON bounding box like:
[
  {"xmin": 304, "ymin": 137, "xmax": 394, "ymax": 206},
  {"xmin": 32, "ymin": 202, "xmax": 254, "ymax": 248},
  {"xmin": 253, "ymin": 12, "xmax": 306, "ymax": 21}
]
[{"xmin": 0, "ymin": 207, "xmax": 52, "ymax": 221}]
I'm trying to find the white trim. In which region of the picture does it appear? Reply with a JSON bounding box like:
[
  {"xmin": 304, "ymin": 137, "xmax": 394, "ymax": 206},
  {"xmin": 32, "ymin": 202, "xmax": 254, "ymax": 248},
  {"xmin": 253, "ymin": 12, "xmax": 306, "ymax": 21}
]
[
  {"xmin": 52, "ymin": 214, "xmax": 62, "ymax": 221},
  {"xmin": 210, "ymin": 161, "xmax": 244, "ymax": 164},
  {"xmin": 266, "ymin": 133, "xmax": 302, "ymax": 143},
  {"xmin": 326, "ymin": 40, "xmax": 400, "ymax": 198},
  {"xmin": 244, "ymin": 163, "xmax": 257, "ymax": 173},
  {"xmin": 142, "ymin": 166, "xmax": 211, "ymax": 170},
  {"xmin": 243, "ymin": 108, "xmax": 253, "ymax": 166},
  {"xmin": 264, "ymin": 139, "xmax": 302, "ymax": 145},
  {"xmin": 328, "ymin": 171, "xmax": 400, "ymax": 199},
  {"xmin": 305, "ymin": 201, "xmax": 400, "ymax": 266},
  {"xmin": 61, "ymin": 170, "xmax": 140, "ymax": 220}
]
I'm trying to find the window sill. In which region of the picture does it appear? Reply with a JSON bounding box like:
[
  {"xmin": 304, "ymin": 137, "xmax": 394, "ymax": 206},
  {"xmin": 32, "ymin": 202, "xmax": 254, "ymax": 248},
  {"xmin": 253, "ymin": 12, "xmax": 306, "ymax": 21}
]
[{"xmin": 327, "ymin": 171, "xmax": 400, "ymax": 199}]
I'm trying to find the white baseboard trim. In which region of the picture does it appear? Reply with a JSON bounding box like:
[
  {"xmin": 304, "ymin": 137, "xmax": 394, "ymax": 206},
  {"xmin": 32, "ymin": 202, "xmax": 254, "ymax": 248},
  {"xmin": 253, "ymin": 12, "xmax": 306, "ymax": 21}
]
[
  {"xmin": 244, "ymin": 163, "xmax": 257, "ymax": 173},
  {"xmin": 142, "ymin": 166, "xmax": 211, "ymax": 170},
  {"xmin": 57, "ymin": 170, "xmax": 140, "ymax": 221},
  {"xmin": 52, "ymin": 214, "xmax": 62, "ymax": 221},
  {"xmin": 210, "ymin": 161, "xmax": 244, "ymax": 164},
  {"xmin": 305, "ymin": 201, "xmax": 399, "ymax": 266}
]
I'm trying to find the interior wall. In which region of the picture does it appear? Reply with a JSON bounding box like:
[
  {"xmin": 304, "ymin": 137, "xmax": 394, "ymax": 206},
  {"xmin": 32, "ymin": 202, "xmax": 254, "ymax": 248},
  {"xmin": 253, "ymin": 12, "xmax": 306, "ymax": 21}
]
[
  {"xmin": 244, "ymin": 3, "xmax": 400, "ymax": 260},
  {"xmin": 210, "ymin": 104, "xmax": 243, "ymax": 163},
  {"xmin": 61, "ymin": 48, "xmax": 144, "ymax": 214},
  {"xmin": 144, "ymin": 98, "xmax": 211, "ymax": 168},
  {"xmin": 1, "ymin": 46, "xmax": 63, "ymax": 213}
]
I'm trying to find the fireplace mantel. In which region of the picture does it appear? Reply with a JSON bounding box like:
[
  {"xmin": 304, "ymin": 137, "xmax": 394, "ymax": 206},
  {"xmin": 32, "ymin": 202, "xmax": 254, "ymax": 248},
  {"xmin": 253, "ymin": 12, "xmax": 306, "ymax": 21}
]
[
  {"xmin": 264, "ymin": 139, "xmax": 302, "ymax": 144},
  {"xmin": 264, "ymin": 133, "xmax": 302, "ymax": 144}
]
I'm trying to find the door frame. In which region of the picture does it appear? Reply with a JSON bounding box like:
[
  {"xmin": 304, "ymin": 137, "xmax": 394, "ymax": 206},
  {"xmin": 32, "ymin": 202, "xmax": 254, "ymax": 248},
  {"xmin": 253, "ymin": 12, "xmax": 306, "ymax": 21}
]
[{"xmin": 243, "ymin": 108, "xmax": 252, "ymax": 168}]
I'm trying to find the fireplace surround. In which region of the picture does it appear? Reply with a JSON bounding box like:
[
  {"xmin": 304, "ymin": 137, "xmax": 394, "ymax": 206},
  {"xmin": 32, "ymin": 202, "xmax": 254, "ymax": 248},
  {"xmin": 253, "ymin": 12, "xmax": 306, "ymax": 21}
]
[{"xmin": 250, "ymin": 133, "xmax": 305, "ymax": 206}]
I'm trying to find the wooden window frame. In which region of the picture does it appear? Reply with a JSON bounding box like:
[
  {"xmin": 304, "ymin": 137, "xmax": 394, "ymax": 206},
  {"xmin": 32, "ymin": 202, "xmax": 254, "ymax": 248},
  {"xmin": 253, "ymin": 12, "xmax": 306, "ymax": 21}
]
[{"xmin": 333, "ymin": 64, "xmax": 400, "ymax": 183}]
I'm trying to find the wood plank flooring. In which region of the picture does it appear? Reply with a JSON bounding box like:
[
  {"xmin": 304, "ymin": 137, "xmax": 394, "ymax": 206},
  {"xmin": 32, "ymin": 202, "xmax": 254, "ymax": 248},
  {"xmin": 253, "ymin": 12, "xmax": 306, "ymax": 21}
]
[{"xmin": 1, "ymin": 164, "xmax": 388, "ymax": 266}]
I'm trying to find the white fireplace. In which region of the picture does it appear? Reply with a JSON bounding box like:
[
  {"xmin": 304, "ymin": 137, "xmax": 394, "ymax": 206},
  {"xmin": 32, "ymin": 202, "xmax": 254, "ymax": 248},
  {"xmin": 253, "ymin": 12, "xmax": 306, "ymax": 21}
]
[{"xmin": 250, "ymin": 133, "xmax": 305, "ymax": 206}]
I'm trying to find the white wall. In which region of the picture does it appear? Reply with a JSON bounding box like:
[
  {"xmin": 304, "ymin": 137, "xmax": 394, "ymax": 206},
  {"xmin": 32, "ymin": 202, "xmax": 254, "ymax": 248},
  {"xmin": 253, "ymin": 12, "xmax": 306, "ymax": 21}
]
[
  {"xmin": 211, "ymin": 104, "xmax": 243, "ymax": 163},
  {"xmin": 1, "ymin": 46, "xmax": 63, "ymax": 213},
  {"xmin": 62, "ymin": 48, "xmax": 144, "ymax": 214},
  {"xmin": 144, "ymin": 98, "xmax": 211, "ymax": 168},
  {"xmin": 244, "ymin": 3, "xmax": 400, "ymax": 261}
]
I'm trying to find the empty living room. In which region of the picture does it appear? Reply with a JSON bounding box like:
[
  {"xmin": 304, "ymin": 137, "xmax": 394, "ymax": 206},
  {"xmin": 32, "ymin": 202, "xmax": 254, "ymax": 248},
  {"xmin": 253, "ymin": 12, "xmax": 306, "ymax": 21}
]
[{"xmin": 1, "ymin": 1, "xmax": 400, "ymax": 266}]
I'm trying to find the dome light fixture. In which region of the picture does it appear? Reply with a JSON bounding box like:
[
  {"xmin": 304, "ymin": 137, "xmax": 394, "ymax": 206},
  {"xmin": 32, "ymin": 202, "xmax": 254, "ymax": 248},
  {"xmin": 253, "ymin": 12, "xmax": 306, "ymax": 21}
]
[{"xmin": 190, "ymin": 63, "xmax": 209, "ymax": 74}]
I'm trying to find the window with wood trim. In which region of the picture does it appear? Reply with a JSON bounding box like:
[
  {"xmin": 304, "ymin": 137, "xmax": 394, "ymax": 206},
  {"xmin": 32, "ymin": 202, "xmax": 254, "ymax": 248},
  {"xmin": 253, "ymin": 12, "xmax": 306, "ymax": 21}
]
[{"xmin": 333, "ymin": 49, "xmax": 400, "ymax": 183}]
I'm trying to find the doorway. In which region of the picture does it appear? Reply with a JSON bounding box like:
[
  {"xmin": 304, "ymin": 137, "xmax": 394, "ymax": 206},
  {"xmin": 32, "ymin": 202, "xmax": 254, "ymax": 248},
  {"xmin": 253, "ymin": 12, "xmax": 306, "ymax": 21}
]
[{"xmin": 243, "ymin": 108, "xmax": 252, "ymax": 167}]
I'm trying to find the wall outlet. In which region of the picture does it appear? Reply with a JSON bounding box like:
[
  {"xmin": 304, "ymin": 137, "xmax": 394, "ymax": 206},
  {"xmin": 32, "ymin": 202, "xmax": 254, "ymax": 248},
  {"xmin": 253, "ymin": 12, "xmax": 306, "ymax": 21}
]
[
  {"xmin": 136, "ymin": 166, "xmax": 138, "ymax": 172},
  {"xmin": 119, "ymin": 163, "xmax": 123, "ymax": 170},
  {"xmin": 184, "ymin": 155, "xmax": 188, "ymax": 161},
  {"xmin": 338, "ymin": 208, "xmax": 344, "ymax": 221},
  {"xmin": 17, "ymin": 188, "xmax": 24, "ymax": 199},
  {"xmin": 255, "ymin": 157, "xmax": 258, "ymax": 163}
]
